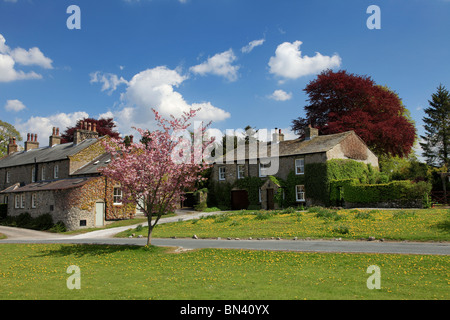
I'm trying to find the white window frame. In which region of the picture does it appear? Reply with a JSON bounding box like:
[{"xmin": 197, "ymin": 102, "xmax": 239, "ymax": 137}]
[
  {"xmin": 20, "ymin": 194, "xmax": 25, "ymax": 208},
  {"xmin": 113, "ymin": 187, "xmax": 123, "ymax": 205},
  {"xmin": 15, "ymin": 195, "xmax": 20, "ymax": 209},
  {"xmin": 218, "ymin": 166, "xmax": 226, "ymax": 181},
  {"xmin": 31, "ymin": 167, "xmax": 36, "ymax": 183},
  {"xmin": 295, "ymin": 158, "xmax": 305, "ymax": 175},
  {"xmin": 258, "ymin": 188, "xmax": 262, "ymax": 203},
  {"xmin": 259, "ymin": 162, "xmax": 270, "ymax": 177},
  {"xmin": 31, "ymin": 193, "xmax": 37, "ymax": 208},
  {"xmin": 295, "ymin": 185, "xmax": 306, "ymax": 202},
  {"xmin": 237, "ymin": 164, "xmax": 245, "ymax": 179},
  {"xmin": 54, "ymin": 165, "xmax": 59, "ymax": 179},
  {"xmin": 6, "ymin": 171, "xmax": 10, "ymax": 183},
  {"xmin": 41, "ymin": 167, "xmax": 46, "ymax": 181}
]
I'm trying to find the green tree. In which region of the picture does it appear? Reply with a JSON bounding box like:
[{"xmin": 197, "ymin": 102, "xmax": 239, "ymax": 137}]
[
  {"xmin": 0, "ymin": 120, "xmax": 22, "ymax": 157},
  {"xmin": 420, "ymin": 84, "xmax": 450, "ymax": 167}
]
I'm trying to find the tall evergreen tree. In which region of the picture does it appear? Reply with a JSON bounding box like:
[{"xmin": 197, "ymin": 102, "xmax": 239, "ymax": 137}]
[{"xmin": 420, "ymin": 84, "xmax": 450, "ymax": 167}]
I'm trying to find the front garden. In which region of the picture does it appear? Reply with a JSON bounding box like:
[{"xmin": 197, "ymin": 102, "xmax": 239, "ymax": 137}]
[{"xmin": 119, "ymin": 207, "xmax": 450, "ymax": 242}]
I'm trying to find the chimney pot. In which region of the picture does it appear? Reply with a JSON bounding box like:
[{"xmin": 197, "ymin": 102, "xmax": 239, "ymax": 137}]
[
  {"xmin": 93, "ymin": 123, "xmax": 97, "ymax": 132},
  {"xmin": 27, "ymin": 133, "xmax": 30, "ymax": 141},
  {"xmin": 56, "ymin": 128, "xmax": 59, "ymax": 136},
  {"xmin": 88, "ymin": 122, "xmax": 92, "ymax": 131}
]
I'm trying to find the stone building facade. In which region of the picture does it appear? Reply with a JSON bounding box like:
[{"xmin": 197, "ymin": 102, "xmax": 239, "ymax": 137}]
[
  {"xmin": 0, "ymin": 124, "xmax": 135, "ymax": 230},
  {"xmin": 212, "ymin": 128, "xmax": 379, "ymax": 209}
]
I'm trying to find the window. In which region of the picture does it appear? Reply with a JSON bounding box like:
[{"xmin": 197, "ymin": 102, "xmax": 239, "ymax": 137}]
[
  {"xmin": 258, "ymin": 188, "xmax": 262, "ymax": 203},
  {"xmin": 259, "ymin": 162, "xmax": 270, "ymax": 177},
  {"xmin": 31, "ymin": 194, "xmax": 37, "ymax": 208},
  {"xmin": 295, "ymin": 158, "xmax": 305, "ymax": 175},
  {"xmin": 237, "ymin": 164, "xmax": 245, "ymax": 179},
  {"xmin": 54, "ymin": 165, "xmax": 59, "ymax": 179},
  {"xmin": 4, "ymin": 195, "xmax": 8, "ymax": 205},
  {"xmin": 6, "ymin": 171, "xmax": 10, "ymax": 183},
  {"xmin": 295, "ymin": 185, "xmax": 305, "ymax": 202},
  {"xmin": 20, "ymin": 194, "xmax": 25, "ymax": 208},
  {"xmin": 113, "ymin": 187, "xmax": 123, "ymax": 205},
  {"xmin": 31, "ymin": 167, "xmax": 36, "ymax": 183},
  {"xmin": 41, "ymin": 167, "xmax": 46, "ymax": 181},
  {"xmin": 219, "ymin": 166, "xmax": 226, "ymax": 181},
  {"xmin": 15, "ymin": 195, "xmax": 20, "ymax": 209}
]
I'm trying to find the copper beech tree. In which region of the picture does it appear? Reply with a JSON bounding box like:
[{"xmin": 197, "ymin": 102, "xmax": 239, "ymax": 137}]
[
  {"xmin": 292, "ymin": 70, "xmax": 416, "ymax": 157},
  {"xmin": 100, "ymin": 109, "xmax": 213, "ymax": 245}
]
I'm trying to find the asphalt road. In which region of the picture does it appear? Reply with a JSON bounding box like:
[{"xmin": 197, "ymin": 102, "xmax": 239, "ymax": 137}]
[
  {"xmin": 1, "ymin": 230, "xmax": 449, "ymax": 255},
  {"xmin": 0, "ymin": 209, "xmax": 449, "ymax": 255}
]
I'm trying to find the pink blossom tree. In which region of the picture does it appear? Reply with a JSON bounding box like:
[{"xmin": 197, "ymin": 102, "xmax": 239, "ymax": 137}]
[{"xmin": 100, "ymin": 108, "xmax": 213, "ymax": 245}]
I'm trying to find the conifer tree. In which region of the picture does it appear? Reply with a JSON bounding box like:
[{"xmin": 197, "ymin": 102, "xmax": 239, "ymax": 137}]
[{"xmin": 420, "ymin": 84, "xmax": 450, "ymax": 167}]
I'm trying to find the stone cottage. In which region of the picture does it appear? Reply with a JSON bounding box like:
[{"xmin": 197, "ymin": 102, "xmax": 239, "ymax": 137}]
[
  {"xmin": 211, "ymin": 126, "xmax": 379, "ymax": 210},
  {"xmin": 0, "ymin": 123, "xmax": 135, "ymax": 230}
]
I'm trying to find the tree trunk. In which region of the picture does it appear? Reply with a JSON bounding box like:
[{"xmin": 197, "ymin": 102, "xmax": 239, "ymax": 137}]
[{"xmin": 147, "ymin": 225, "xmax": 153, "ymax": 246}]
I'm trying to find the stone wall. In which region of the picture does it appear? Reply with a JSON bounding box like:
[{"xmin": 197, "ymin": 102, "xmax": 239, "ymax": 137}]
[
  {"xmin": 2, "ymin": 176, "xmax": 136, "ymax": 230},
  {"xmin": 69, "ymin": 138, "xmax": 107, "ymax": 174},
  {"xmin": 0, "ymin": 159, "xmax": 70, "ymax": 191},
  {"xmin": 345, "ymin": 199, "xmax": 423, "ymax": 209}
]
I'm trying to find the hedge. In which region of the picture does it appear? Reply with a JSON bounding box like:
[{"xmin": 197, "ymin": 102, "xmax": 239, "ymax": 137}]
[{"xmin": 343, "ymin": 180, "xmax": 432, "ymax": 204}]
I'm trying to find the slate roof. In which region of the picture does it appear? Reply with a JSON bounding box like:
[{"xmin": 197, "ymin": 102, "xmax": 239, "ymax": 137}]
[
  {"xmin": 0, "ymin": 138, "xmax": 100, "ymax": 169},
  {"xmin": 0, "ymin": 177, "xmax": 97, "ymax": 193},
  {"xmin": 218, "ymin": 131, "xmax": 354, "ymax": 161},
  {"xmin": 71, "ymin": 153, "xmax": 111, "ymax": 176}
]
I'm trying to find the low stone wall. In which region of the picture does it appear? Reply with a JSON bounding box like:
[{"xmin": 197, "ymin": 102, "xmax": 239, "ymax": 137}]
[{"xmin": 345, "ymin": 199, "xmax": 423, "ymax": 209}]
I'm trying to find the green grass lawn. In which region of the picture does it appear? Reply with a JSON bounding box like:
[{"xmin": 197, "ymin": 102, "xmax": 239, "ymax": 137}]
[
  {"xmin": 0, "ymin": 244, "xmax": 448, "ymax": 300},
  {"xmin": 118, "ymin": 208, "xmax": 450, "ymax": 242}
]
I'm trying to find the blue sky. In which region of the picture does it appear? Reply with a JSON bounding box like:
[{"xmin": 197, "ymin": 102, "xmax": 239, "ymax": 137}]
[{"xmin": 1, "ymin": 0, "xmax": 449, "ymax": 156}]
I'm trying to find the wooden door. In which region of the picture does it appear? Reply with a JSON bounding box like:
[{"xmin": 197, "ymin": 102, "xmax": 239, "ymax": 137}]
[{"xmin": 267, "ymin": 188, "xmax": 274, "ymax": 210}]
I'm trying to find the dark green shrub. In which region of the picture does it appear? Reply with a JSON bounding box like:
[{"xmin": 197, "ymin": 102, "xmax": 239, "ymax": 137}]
[
  {"xmin": 16, "ymin": 212, "xmax": 33, "ymax": 228},
  {"xmin": 49, "ymin": 221, "xmax": 66, "ymax": 233},
  {"xmin": 0, "ymin": 204, "xmax": 7, "ymax": 220},
  {"xmin": 333, "ymin": 225, "xmax": 350, "ymax": 234},
  {"xmin": 32, "ymin": 213, "xmax": 54, "ymax": 230}
]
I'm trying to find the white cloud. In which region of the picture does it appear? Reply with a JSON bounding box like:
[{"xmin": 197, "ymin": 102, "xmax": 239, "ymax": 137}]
[
  {"xmin": 10, "ymin": 47, "xmax": 53, "ymax": 69},
  {"xmin": 241, "ymin": 38, "xmax": 265, "ymax": 53},
  {"xmin": 4, "ymin": 99, "xmax": 26, "ymax": 112},
  {"xmin": 268, "ymin": 41, "xmax": 341, "ymax": 79},
  {"xmin": 0, "ymin": 34, "xmax": 52, "ymax": 82},
  {"xmin": 0, "ymin": 54, "xmax": 42, "ymax": 82},
  {"xmin": 94, "ymin": 66, "xmax": 230, "ymax": 135},
  {"xmin": 268, "ymin": 89, "xmax": 292, "ymax": 101},
  {"xmin": 90, "ymin": 71, "xmax": 128, "ymax": 95},
  {"xmin": 15, "ymin": 111, "xmax": 89, "ymax": 146},
  {"xmin": 190, "ymin": 49, "xmax": 239, "ymax": 81}
]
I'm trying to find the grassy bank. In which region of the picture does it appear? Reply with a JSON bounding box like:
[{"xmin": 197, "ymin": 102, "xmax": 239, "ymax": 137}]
[
  {"xmin": 0, "ymin": 244, "xmax": 448, "ymax": 300},
  {"xmin": 118, "ymin": 208, "xmax": 450, "ymax": 242}
]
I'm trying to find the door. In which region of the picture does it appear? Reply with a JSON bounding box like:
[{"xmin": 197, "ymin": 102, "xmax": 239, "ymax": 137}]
[
  {"xmin": 95, "ymin": 202, "xmax": 105, "ymax": 227},
  {"xmin": 231, "ymin": 190, "xmax": 249, "ymax": 210},
  {"xmin": 267, "ymin": 189, "xmax": 274, "ymax": 210}
]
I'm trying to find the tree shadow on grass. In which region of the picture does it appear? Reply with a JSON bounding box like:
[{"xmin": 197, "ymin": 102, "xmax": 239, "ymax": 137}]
[
  {"xmin": 34, "ymin": 244, "xmax": 161, "ymax": 258},
  {"xmin": 433, "ymin": 220, "xmax": 450, "ymax": 234}
]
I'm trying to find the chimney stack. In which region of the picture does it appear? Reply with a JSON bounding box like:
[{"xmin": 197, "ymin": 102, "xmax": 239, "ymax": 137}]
[
  {"xmin": 25, "ymin": 133, "xmax": 39, "ymax": 151},
  {"xmin": 7, "ymin": 137, "xmax": 18, "ymax": 155},
  {"xmin": 73, "ymin": 121, "xmax": 99, "ymax": 145},
  {"xmin": 272, "ymin": 128, "xmax": 285, "ymax": 143},
  {"xmin": 49, "ymin": 127, "xmax": 62, "ymax": 147},
  {"xmin": 304, "ymin": 125, "xmax": 319, "ymax": 140}
]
